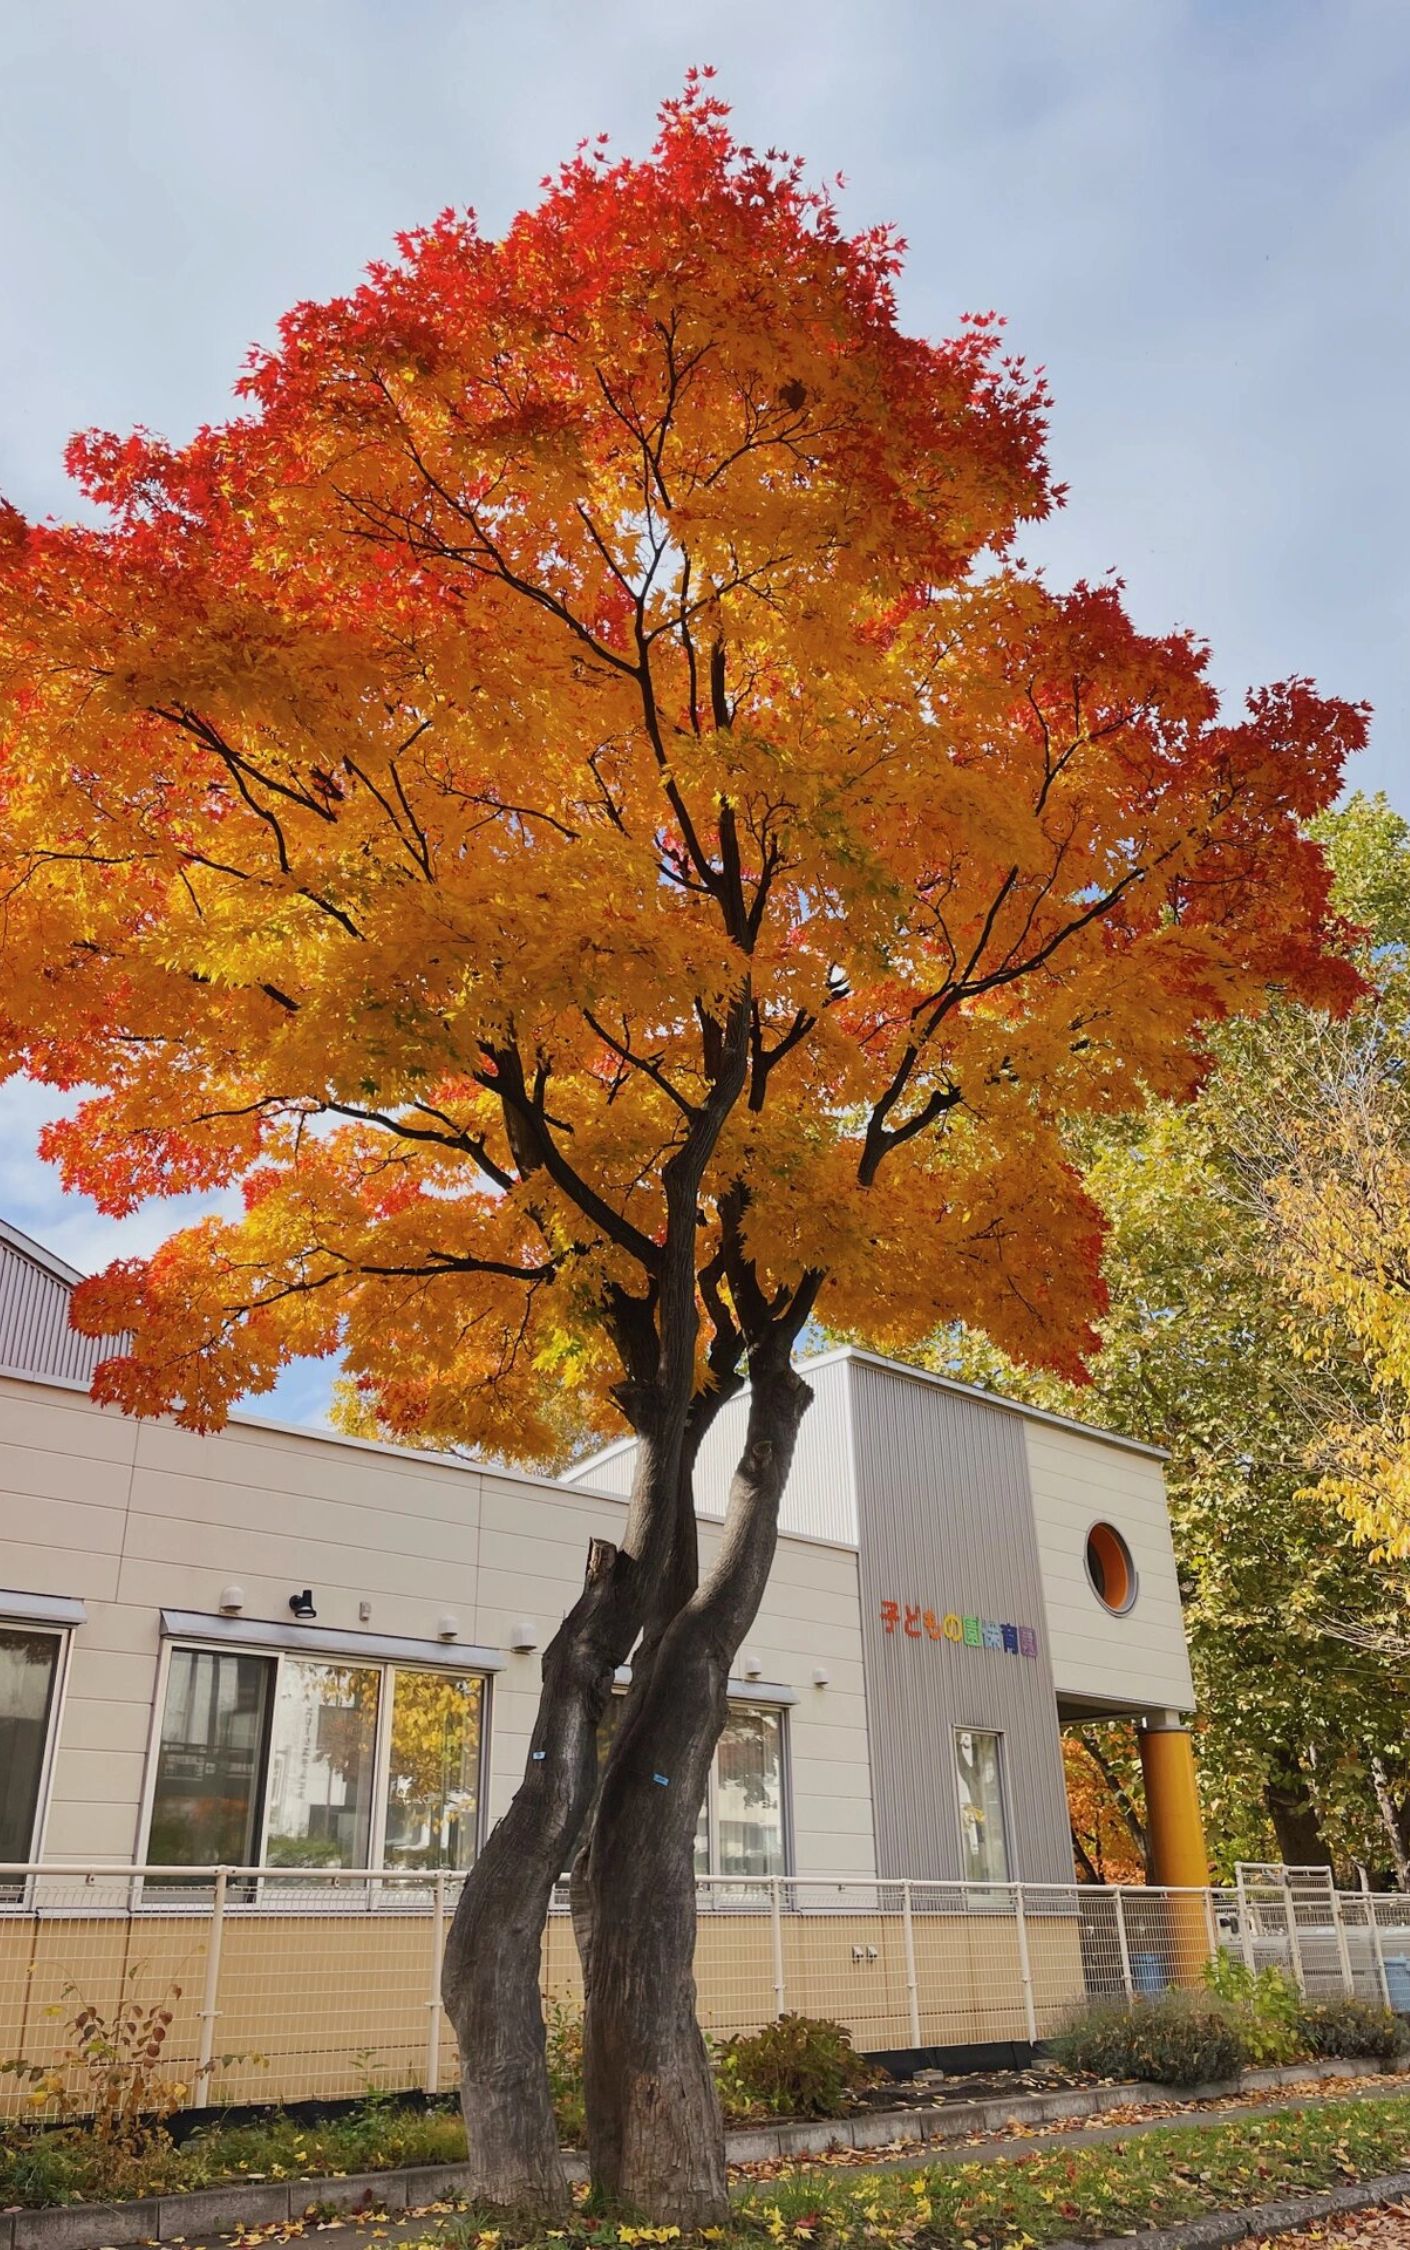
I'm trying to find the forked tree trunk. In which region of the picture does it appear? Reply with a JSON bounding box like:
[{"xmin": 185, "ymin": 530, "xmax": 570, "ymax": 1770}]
[
  {"xmin": 441, "ymin": 1422, "xmax": 687, "ymax": 2214},
  {"xmin": 581, "ymin": 1357, "xmax": 813, "ymax": 2222}
]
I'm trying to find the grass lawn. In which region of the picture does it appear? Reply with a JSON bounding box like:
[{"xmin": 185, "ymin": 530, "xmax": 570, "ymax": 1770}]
[
  {"xmin": 737, "ymin": 2097, "xmax": 1410, "ymax": 2248},
  {"xmin": 8, "ymin": 2087, "xmax": 1410, "ymax": 2241},
  {"xmin": 0, "ymin": 2094, "xmax": 467, "ymax": 2208},
  {"xmin": 434, "ymin": 2095, "xmax": 1410, "ymax": 2248}
]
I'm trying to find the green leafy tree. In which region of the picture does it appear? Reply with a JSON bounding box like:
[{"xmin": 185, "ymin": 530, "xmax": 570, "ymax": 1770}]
[{"xmin": 899, "ymin": 796, "xmax": 1410, "ymax": 1883}]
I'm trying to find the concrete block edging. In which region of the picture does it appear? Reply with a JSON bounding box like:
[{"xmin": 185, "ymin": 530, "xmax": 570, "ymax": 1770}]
[
  {"xmin": 1043, "ymin": 2167, "xmax": 1410, "ymax": 2250},
  {"xmin": 0, "ymin": 2055, "xmax": 1399, "ymax": 2250}
]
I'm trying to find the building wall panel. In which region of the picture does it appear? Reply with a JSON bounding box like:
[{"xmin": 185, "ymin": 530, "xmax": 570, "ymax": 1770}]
[
  {"xmin": 0, "ymin": 1371, "xmax": 872, "ymax": 1879},
  {"xmin": 568, "ymin": 1356, "xmax": 860, "ymax": 1546},
  {"xmin": 1025, "ymin": 1421, "xmax": 1194, "ymax": 1712},
  {"xmin": 849, "ymin": 1360, "xmax": 1073, "ymax": 1885}
]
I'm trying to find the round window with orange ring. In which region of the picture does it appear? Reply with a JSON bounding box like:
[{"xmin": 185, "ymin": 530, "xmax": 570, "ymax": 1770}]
[{"xmin": 1085, "ymin": 1522, "xmax": 1137, "ymax": 1613}]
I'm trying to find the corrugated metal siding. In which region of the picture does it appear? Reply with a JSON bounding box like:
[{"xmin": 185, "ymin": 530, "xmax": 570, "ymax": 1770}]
[
  {"xmin": 850, "ymin": 1360, "xmax": 1073, "ymax": 1884},
  {"xmin": 568, "ymin": 1361, "xmax": 859, "ymax": 1546},
  {"xmin": 569, "ymin": 1441, "xmax": 636, "ymax": 1500},
  {"xmin": 0, "ymin": 1237, "xmax": 113, "ymax": 1384}
]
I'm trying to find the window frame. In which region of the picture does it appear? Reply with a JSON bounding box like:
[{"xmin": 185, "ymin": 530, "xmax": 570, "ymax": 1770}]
[
  {"xmin": 697, "ymin": 1700, "xmax": 793, "ymax": 1882},
  {"xmin": 0, "ymin": 1614, "xmax": 74, "ymax": 1871},
  {"xmin": 952, "ymin": 1723, "xmax": 1013, "ymax": 1890},
  {"xmin": 139, "ymin": 1637, "xmax": 493, "ymax": 1878},
  {"xmin": 1084, "ymin": 1520, "xmax": 1139, "ymax": 1615}
]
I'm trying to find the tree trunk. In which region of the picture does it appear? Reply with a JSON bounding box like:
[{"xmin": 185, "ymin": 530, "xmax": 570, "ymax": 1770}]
[
  {"xmin": 581, "ymin": 1355, "xmax": 812, "ymax": 2222},
  {"xmin": 441, "ymin": 1418, "xmax": 690, "ymax": 2214},
  {"xmin": 1370, "ymin": 1758, "xmax": 1410, "ymax": 1892},
  {"xmin": 1264, "ymin": 1758, "xmax": 1334, "ymax": 1871},
  {"xmin": 1075, "ymin": 1726, "xmax": 1151, "ymax": 1879}
]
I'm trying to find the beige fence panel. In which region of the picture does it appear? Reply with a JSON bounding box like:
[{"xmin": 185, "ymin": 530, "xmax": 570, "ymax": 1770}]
[{"xmin": 4, "ymin": 1865, "xmax": 1409, "ymax": 2118}]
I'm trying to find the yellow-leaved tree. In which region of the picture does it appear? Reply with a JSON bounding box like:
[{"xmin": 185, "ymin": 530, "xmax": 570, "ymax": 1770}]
[{"xmin": 1266, "ymin": 1043, "xmax": 1410, "ymax": 1559}]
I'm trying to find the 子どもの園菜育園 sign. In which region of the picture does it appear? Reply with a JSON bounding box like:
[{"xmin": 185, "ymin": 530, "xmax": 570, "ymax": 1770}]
[{"xmin": 879, "ymin": 1602, "xmax": 1037, "ymax": 1657}]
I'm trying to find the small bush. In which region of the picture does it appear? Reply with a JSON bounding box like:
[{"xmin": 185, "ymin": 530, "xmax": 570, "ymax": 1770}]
[
  {"xmin": 713, "ymin": 2014, "xmax": 884, "ymax": 2119},
  {"xmin": 1295, "ymin": 1997, "xmax": 1406, "ymax": 2063},
  {"xmin": 1202, "ymin": 1953, "xmax": 1303, "ymax": 2065},
  {"xmin": 1049, "ymin": 1991, "xmax": 1247, "ymax": 2089}
]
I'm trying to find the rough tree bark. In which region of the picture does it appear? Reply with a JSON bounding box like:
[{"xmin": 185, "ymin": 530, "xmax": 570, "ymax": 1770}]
[
  {"xmin": 1370, "ymin": 1757, "xmax": 1410, "ymax": 1892},
  {"xmin": 580, "ymin": 1349, "xmax": 814, "ymax": 2223},
  {"xmin": 1264, "ymin": 1756, "xmax": 1334, "ymax": 1871},
  {"xmin": 441, "ymin": 1409, "xmax": 692, "ymax": 2212},
  {"xmin": 441, "ymin": 1011, "xmax": 751, "ymax": 2213}
]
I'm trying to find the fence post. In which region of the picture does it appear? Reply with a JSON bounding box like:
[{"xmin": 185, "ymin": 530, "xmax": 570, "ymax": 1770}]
[
  {"xmin": 1013, "ymin": 1884, "xmax": 1038, "ymax": 2046},
  {"xmin": 194, "ymin": 1866, "xmax": 228, "ymax": 2110},
  {"xmin": 1361, "ymin": 1873, "xmax": 1393, "ymax": 2008},
  {"xmin": 1203, "ymin": 1886, "xmax": 1219, "ymax": 1968},
  {"xmin": 1330, "ymin": 1889, "xmax": 1355, "ymax": 1996},
  {"xmin": 426, "ymin": 1870, "xmax": 447, "ymax": 2095},
  {"xmin": 1239, "ymin": 1887, "xmax": 1258, "ymax": 1975},
  {"xmin": 1113, "ymin": 1886, "xmax": 1134, "ymax": 2001},
  {"xmin": 1282, "ymin": 1874, "xmax": 1306, "ymax": 1994},
  {"xmin": 901, "ymin": 1882, "xmax": 922, "ymax": 2049},
  {"xmin": 771, "ymin": 1876, "xmax": 786, "ymax": 2020}
]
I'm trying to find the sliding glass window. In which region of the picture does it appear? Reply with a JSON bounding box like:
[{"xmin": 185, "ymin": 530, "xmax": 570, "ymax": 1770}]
[
  {"xmin": 699, "ymin": 1705, "xmax": 788, "ymax": 1879},
  {"xmin": 147, "ymin": 1648, "xmax": 485, "ymax": 1872},
  {"xmin": 954, "ymin": 1726, "xmax": 1010, "ymax": 1886},
  {"xmin": 0, "ymin": 1627, "xmax": 65, "ymax": 1867}
]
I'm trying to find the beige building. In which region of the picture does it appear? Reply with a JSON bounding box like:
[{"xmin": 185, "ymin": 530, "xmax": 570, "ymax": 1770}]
[{"xmin": 0, "ymin": 1216, "xmax": 1199, "ymax": 1897}]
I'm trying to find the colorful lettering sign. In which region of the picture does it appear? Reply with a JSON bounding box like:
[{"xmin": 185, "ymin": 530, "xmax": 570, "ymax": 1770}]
[{"xmin": 878, "ymin": 1598, "xmax": 1039, "ymax": 1657}]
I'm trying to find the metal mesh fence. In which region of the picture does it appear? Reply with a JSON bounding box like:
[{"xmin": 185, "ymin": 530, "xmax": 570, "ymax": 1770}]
[{"xmin": 1, "ymin": 1863, "xmax": 1406, "ymax": 2116}]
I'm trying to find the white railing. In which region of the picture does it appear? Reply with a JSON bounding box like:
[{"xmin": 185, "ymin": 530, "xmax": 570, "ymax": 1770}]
[{"xmin": 1, "ymin": 1865, "xmax": 1407, "ymax": 2117}]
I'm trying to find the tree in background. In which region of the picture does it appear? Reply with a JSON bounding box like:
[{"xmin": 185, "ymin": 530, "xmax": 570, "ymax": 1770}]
[
  {"xmin": 0, "ymin": 83, "xmax": 1364, "ymax": 2219},
  {"xmin": 1065, "ymin": 1728, "xmax": 1148, "ymax": 1884},
  {"xmin": 1262, "ymin": 1042, "xmax": 1410, "ymax": 1569},
  {"xmin": 920, "ymin": 797, "xmax": 1410, "ymax": 1885}
]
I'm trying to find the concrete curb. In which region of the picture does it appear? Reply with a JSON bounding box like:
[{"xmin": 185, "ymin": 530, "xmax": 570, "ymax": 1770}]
[
  {"xmin": 1041, "ymin": 2166, "xmax": 1410, "ymax": 2250},
  {"xmin": 0, "ymin": 2056, "xmax": 1400, "ymax": 2250}
]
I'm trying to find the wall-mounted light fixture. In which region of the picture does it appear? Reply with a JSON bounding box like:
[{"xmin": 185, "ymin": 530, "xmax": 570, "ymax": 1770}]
[
  {"xmin": 437, "ymin": 1613, "xmax": 460, "ymax": 1642},
  {"xmin": 741, "ymin": 1649, "xmax": 763, "ymax": 1679},
  {"xmin": 219, "ymin": 1585, "xmax": 245, "ymax": 1616},
  {"xmin": 508, "ymin": 1619, "xmax": 538, "ymax": 1653},
  {"xmin": 811, "ymin": 1665, "xmax": 830, "ymax": 1688},
  {"xmin": 288, "ymin": 1589, "xmax": 317, "ymax": 1620}
]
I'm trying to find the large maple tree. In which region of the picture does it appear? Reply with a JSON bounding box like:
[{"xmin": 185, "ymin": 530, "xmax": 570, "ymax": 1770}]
[{"xmin": 0, "ymin": 79, "xmax": 1365, "ymax": 2220}]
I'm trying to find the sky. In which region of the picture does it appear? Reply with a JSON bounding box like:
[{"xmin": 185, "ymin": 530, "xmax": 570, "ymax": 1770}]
[{"xmin": 1, "ymin": 0, "xmax": 1407, "ymax": 1423}]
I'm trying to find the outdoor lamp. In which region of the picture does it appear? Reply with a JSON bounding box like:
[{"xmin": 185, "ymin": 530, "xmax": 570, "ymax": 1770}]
[{"xmin": 288, "ymin": 1588, "xmax": 317, "ymax": 1619}]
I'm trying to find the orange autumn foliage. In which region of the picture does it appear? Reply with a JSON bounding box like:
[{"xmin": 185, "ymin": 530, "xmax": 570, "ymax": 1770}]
[
  {"xmin": 1064, "ymin": 1733, "xmax": 1148, "ymax": 1885},
  {"xmin": 0, "ymin": 79, "xmax": 1366, "ymax": 1449}
]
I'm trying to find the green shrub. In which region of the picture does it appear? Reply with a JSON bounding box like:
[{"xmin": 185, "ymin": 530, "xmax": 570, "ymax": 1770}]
[
  {"xmin": 1049, "ymin": 1991, "xmax": 1247, "ymax": 2089},
  {"xmin": 1295, "ymin": 1997, "xmax": 1406, "ymax": 2062},
  {"xmin": 543, "ymin": 1999, "xmax": 585, "ymax": 2143},
  {"xmin": 1202, "ymin": 1953, "xmax": 1303, "ymax": 2065},
  {"xmin": 712, "ymin": 2014, "xmax": 884, "ymax": 2119}
]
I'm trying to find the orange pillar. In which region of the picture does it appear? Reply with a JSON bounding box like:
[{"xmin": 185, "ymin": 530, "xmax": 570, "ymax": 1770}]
[
  {"xmin": 1140, "ymin": 1718, "xmax": 1209, "ymax": 1888},
  {"xmin": 1139, "ymin": 1715, "xmax": 1210, "ymax": 1983}
]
